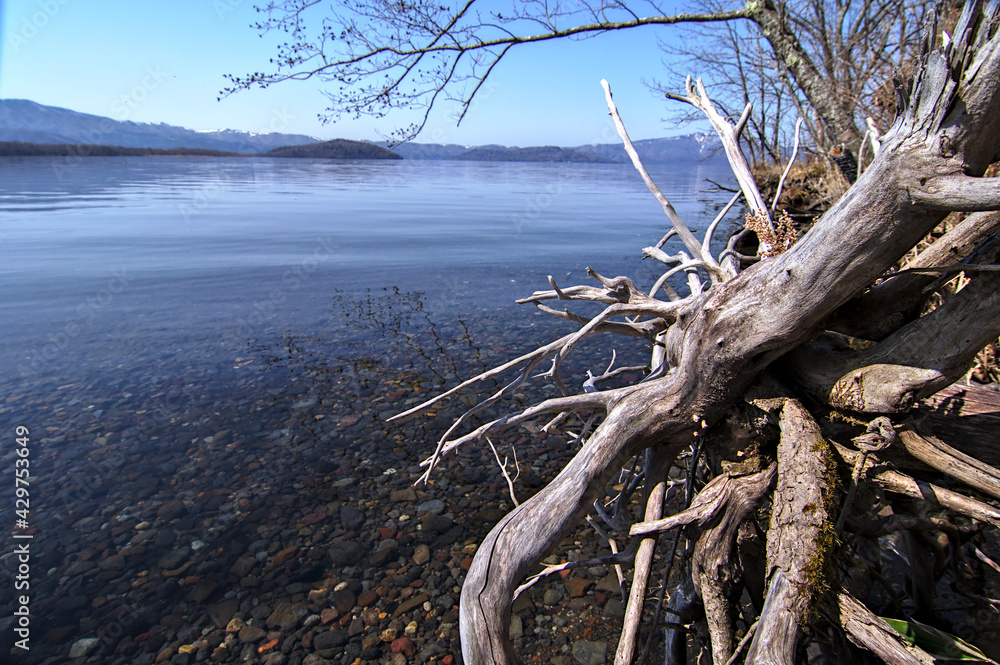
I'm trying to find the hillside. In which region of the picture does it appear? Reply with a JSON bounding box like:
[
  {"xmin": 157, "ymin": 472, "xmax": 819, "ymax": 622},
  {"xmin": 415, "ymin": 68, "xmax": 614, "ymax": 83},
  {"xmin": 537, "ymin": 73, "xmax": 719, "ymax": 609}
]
[
  {"xmin": 382, "ymin": 135, "xmax": 723, "ymax": 163},
  {"xmin": 450, "ymin": 145, "xmax": 608, "ymax": 163},
  {"xmin": 264, "ymin": 139, "xmax": 401, "ymax": 160},
  {"xmin": 0, "ymin": 99, "xmax": 319, "ymax": 153},
  {"xmin": 0, "ymin": 141, "xmax": 243, "ymax": 157},
  {"xmin": 1, "ymin": 99, "xmax": 724, "ymax": 163}
]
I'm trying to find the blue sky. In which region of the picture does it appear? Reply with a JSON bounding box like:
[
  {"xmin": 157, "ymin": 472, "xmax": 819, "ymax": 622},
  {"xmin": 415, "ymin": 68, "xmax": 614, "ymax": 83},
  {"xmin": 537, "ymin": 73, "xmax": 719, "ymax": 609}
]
[{"xmin": 0, "ymin": 0, "xmax": 707, "ymax": 146}]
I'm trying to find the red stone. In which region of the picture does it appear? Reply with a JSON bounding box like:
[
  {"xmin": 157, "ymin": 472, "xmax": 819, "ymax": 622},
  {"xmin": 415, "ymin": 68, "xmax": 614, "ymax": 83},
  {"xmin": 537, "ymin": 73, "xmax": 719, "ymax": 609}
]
[
  {"xmin": 300, "ymin": 512, "xmax": 327, "ymax": 525},
  {"xmin": 391, "ymin": 637, "xmax": 417, "ymax": 656}
]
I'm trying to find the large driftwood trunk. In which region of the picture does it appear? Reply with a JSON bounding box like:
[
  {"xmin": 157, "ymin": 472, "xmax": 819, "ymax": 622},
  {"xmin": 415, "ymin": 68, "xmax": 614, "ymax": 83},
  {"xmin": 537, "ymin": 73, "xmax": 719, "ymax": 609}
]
[{"xmin": 394, "ymin": 4, "xmax": 1000, "ymax": 664}]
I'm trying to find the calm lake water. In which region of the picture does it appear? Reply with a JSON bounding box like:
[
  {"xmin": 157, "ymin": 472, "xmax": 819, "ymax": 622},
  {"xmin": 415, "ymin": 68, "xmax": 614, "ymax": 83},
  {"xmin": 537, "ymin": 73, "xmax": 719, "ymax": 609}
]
[
  {"xmin": 1, "ymin": 156, "xmax": 734, "ymax": 413},
  {"xmin": 0, "ymin": 155, "xmax": 736, "ymax": 661}
]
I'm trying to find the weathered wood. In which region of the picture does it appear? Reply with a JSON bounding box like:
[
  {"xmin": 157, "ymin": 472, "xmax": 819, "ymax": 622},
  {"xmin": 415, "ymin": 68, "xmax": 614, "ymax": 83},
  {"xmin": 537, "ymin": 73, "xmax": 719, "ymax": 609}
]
[
  {"xmin": 692, "ymin": 465, "xmax": 776, "ymax": 664},
  {"xmin": 830, "ymin": 440, "xmax": 1000, "ymax": 527},
  {"xmin": 826, "ymin": 210, "xmax": 1000, "ymax": 341},
  {"xmin": 898, "ymin": 422, "xmax": 1000, "ymax": 500},
  {"xmin": 744, "ymin": 400, "xmax": 835, "ymax": 665},
  {"xmin": 825, "ymin": 591, "xmax": 935, "ymax": 665},
  {"xmin": 614, "ymin": 449, "xmax": 672, "ymax": 665}
]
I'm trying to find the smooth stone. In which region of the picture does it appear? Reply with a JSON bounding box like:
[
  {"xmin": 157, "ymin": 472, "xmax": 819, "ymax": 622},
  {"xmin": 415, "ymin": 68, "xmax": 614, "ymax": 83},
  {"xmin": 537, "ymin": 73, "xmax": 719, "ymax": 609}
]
[
  {"xmin": 392, "ymin": 593, "xmax": 429, "ymax": 618},
  {"xmin": 509, "ymin": 614, "xmax": 523, "ymax": 640},
  {"xmin": 602, "ymin": 597, "xmax": 625, "ymax": 618},
  {"xmin": 266, "ymin": 602, "xmax": 308, "ymax": 631},
  {"xmin": 332, "ymin": 589, "xmax": 356, "ymax": 613},
  {"xmin": 389, "ymin": 488, "xmax": 417, "ymax": 502},
  {"xmin": 339, "ymin": 505, "xmax": 365, "ymax": 530},
  {"xmin": 390, "ymin": 636, "xmax": 416, "ymax": 656},
  {"xmin": 157, "ymin": 499, "xmax": 187, "ymax": 521},
  {"xmin": 312, "ymin": 629, "xmax": 348, "ymax": 650},
  {"xmin": 207, "ymin": 599, "xmax": 240, "ymax": 629},
  {"xmin": 69, "ymin": 637, "xmax": 100, "ymax": 658},
  {"xmin": 158, "ymin": 546, "xmax": 190, "ymax": 570},
  {"xmin": 422, "ymin": 514, "xmax": 453, "ymax": 534},
  {"xmin": 230, "ymin": 554, "xmax": 256, "ymax": 577},
  {"xmin": 238, "ymin": 625, "xmax": 267, "ymax": 643},
  {"xmin": 416, "ymin": 499, "xmax": 445, "ymax": 515},
  {"xmin": 356, "ymin": 590, "xmax": 378, "ymax": 607},
  {"xmin": 412, "ymin": 544, "xmax": 430, "ymax": 566},
  {"xmin": 292, "ymin": 395, "xmax": 318, "ymax": 410},
  {"xmin": 565, "ymin": 578, "xmax": 592, "ymax": 598},
  {"xmin": 572, "ymin": 639, "xmax": 608, "ymax": 665},
  {"xmin": 328, "ymin": 541, "xmax": 366, "ymax": 567}
]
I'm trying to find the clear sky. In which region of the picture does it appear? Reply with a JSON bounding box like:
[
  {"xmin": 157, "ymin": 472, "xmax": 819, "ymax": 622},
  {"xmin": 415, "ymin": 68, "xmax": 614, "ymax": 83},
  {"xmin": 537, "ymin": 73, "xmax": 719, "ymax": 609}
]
[{"xmin": 0, "ymin": 0, "xmax": 707, "ymax": 146}]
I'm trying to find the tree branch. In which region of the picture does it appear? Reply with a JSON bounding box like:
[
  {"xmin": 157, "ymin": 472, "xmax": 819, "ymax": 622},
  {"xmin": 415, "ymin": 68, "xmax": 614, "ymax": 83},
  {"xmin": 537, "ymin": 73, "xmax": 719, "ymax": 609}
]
[{"xmin": 911, "ymin": 174, "xmax": 1000, "ymax": 211}]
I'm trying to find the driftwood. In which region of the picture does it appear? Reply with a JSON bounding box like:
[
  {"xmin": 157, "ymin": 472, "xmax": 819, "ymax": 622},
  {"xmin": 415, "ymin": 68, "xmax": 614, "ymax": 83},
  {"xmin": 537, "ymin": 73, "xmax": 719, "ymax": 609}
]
[{"xmin": 391, "ymin": 3, "xmax": 1000, "ymax": 663}]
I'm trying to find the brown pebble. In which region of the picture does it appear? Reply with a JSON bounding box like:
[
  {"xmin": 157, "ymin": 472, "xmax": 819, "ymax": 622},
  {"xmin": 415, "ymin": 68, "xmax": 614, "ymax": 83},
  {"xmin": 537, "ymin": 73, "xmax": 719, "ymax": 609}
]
[
  {"xmin": 333, "ymin": 589, "xmax": 356, "ymax": 613},
  {"xmin": 565, "ymin": 577, "xmax": 592, "ymax": 598},
  {"xmin": 357, "ymin": 590, "xmax": 378, "ymax": 607}
]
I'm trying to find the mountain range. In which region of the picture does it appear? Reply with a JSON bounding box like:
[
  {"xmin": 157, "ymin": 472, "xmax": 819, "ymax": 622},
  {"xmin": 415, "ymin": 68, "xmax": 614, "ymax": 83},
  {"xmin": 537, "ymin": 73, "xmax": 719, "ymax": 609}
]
[{"xmin": 0, "ymin": 99, "xmax": 722, "ymax": 163}]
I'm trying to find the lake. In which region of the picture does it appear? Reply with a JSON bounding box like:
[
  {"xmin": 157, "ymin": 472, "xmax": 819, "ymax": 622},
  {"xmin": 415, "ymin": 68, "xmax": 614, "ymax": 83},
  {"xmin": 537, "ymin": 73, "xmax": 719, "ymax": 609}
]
[
  {"xmin": 1, "ymin": 156, "xmax": 734, "ymax": 422},
  {"xmin": 0, "ymin": 155, "xmax": 735, "ymax": 662}
]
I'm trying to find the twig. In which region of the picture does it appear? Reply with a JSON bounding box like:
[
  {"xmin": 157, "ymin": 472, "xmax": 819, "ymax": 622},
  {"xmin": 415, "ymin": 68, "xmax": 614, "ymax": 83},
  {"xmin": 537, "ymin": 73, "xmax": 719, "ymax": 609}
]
[
  {"xmin": 513, "ymin": 548, "xmax": 636, "ymax": 599},
  {"xmin": 703, "ymin": 190, "xmax": 743, "ymax": 263},
  {"xmin": 771, "ymin": 118, "xmax": 803, "ymax": 216},
  {"xmin": 615, "ymin": 449, "xmax": 673, "ymax": 665},
  {"xmin": 723, "ymin": 621, "xmax": 758, "ymax": 665},
  {"xmin": 602, "ymin": 79, "xmax": 722, "ymax": 276},
  {"xmin": 665, "ymin": 77, "xmax": 772, "ymax": 235},
  {"xmin": 487, "ymin": 436, "xmax": 520, "ymax": 507}
]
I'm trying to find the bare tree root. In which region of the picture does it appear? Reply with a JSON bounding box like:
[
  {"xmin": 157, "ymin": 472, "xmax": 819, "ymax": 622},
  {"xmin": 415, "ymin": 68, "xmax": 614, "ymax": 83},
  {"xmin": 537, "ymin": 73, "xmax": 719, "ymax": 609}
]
[
  {"xmin": 739, "ymin": 400, "xmax": 835, "ymax": 664},
  {"xmin": 394, "ymin": 6, "xmax": 1000, "ymax": 663},
  {"xmin": 897, "ymin": 421, "xmax": 1000, "ymax": 501},
  {"xmin": 615, "ymin": 448, "xmax": 673, "ymax": 665},
  {"xmin": 692, "ymin": 465, "xmax": 776, "ymax": 664}
]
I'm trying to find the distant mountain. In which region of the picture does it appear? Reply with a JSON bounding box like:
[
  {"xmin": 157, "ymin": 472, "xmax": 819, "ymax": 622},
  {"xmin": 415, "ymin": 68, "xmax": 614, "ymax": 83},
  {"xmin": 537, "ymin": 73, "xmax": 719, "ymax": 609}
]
[
  {"xmin": 451, "ymin": 145, "xmax": 609, "ymax": 163},
  {"xmin": 0, "ymin": 99, "xmax": 320, "ymax": 153},
  {"xmin": 0, "ymin": 141, "xmax": 242, "ymax": 157},
  {"xmin": 574, "ymin": 134, "xmax": 723, "ymax": 163},
  {"xmin": 265, "ymin": 139, "xmax": 401, "ymax": 160},
  {"xmin": 382, "ymin": 134, "xmax": 723, "ymax": 163},
  {"xmin": 381, "ymin": 142, "xmax": 470, "ymax": 160}
]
